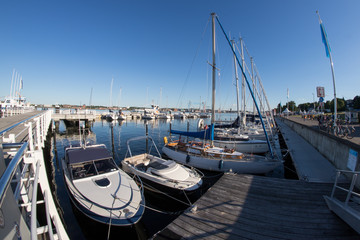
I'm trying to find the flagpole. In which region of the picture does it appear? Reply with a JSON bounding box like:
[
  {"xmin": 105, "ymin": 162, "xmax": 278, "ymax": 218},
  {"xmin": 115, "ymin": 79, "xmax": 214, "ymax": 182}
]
[{"xmin": 316, "ymin": 10, "xmax": 337, "ymax": 130}]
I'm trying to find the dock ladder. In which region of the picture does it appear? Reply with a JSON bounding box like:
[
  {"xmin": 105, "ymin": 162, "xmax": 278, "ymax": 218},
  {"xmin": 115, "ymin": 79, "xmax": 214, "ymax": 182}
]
[{"xmin": 324, "ymin": 169, "xmax": 360, "ymax": 234}]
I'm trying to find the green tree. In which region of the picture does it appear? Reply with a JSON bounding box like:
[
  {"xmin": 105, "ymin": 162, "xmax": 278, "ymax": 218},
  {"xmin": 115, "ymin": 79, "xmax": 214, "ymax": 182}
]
[
  {"xmin": 329, "ymin": 98, "xmax": 346, "ymax": 112},
  {"xmin": 325, "ymin": 100, "xmax": 331, "ymax": 110},
  {"xmin": 298, "ymin": 102, "xmax": 312, "ymax": 111},
  {"xmin": 287, "ymin": 101, "xmax": 297, "ymax": 112},
  {"xmin": 353, "ymin": 96, "xmax": 360, "ymax": 109}
]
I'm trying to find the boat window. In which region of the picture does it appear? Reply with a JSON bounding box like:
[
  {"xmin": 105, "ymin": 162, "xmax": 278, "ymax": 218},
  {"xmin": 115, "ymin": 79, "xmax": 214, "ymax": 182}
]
[
  {"xmin": 71, "ymin": 162, "xmax": 96, "ymax": 179},
  {"xmin": 147, "ymin": 161, "xmax": 168, "ymax": 170},
  {"xmin": 94, "ymin": 158, "xmax": 118, "ymax": 174}
]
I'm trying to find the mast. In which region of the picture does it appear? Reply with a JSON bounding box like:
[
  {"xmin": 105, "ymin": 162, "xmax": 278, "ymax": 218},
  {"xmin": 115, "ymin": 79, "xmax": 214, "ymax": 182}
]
[
  {"xmin": 10, "ymin": 69, "xmax": 15, "ymax": 99},
  {"xmin": 215, "ymin": 14, "xmax": 274, "ymax": 158},
  {"xmin": 240, "ymin": 38, "xmax": 246, "ymax": 127},
  {"xmin": 231, "ymin": 39, "xmax": 240, "ymax": 134},
  {"xmin": 211, "ymin": 13, "xmax": 216, "ymax": 126},
  {"xmin": 251, "ymin": 57, "xmax": 255, "ymax": 117},
  {"xmin": 89, "ymin": 87, "xmax": 93, "ymax": 107},
  {"xmin": 109, "ymin": 77, "xmax": 114, "ymax": 108}
]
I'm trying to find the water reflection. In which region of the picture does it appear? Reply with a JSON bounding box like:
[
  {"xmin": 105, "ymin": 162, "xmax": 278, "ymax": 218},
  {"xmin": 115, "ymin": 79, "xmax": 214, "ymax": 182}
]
[{"xmin": 52, "ymin": 116, "xmax": 225, "ymax": 239}]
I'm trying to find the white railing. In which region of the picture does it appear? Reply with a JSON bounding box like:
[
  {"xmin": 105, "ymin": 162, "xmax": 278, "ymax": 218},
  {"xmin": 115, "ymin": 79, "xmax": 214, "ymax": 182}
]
[
  {"xmin": 1, "ymin": 107, "xmax": 35, "ymax": 118},
  {"xmin": 56, "ymin": 109, "xmax": 97, "ymax": 115},
  {"xmin": 330, "ymin": 170, "xmax": 360, "ymax": 205},
  {"xmin": 0, "ymin": 110, "xmax": 69, "ymax": 240}
]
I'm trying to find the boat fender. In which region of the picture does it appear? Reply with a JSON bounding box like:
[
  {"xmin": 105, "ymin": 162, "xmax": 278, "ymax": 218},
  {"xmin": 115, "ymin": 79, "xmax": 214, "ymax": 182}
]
[
  {"xmin": 218, "ymin": 159, "xmax": 223, "ymax": 169},
  {"xmin": 163, "ymin": 137, "xmax": 168, "ymax": 144},
  {"xmin": 186, "ymin": 154, "xmax": 190, "ymax": 163}
]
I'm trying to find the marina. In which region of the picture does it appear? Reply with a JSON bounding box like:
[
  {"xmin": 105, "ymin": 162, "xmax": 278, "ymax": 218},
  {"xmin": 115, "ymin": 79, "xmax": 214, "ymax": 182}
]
[
  {"xmin": 0, "ymin": 110, "xmax": 359, "ymax": 239},
  {"xmin": 1, "ymin": 5, "xmax": 360, "ymax": 240}
]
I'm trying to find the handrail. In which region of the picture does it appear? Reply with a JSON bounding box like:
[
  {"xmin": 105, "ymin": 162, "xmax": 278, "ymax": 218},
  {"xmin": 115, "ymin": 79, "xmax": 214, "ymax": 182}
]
[
  {"xmin": 331, "ymin": 169, "xmax": 360, "ymax": 206},
  {"xmin": 0, "ymin": 112, "xmax": 42, "ymax": 137},
  {"xmin": 0, "ymin": 142, "xmax": 28, "ymax": 206},
  {"xmin": 31, "ymin": 160, "xmax": 40, "ymax": 240},
  {"xmin": 0, "ymin": 110, "xmax": 69, "ymax": 239},
  {"xmin": 44, "ymin": 190, "xmax": 55, "ymax": 240}
]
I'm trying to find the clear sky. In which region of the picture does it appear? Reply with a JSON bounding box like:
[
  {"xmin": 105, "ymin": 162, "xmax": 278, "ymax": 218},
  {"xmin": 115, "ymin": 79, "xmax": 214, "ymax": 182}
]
[{"xmin": 1, "ymin": 1, "xmax": 359, "ymax": 110}]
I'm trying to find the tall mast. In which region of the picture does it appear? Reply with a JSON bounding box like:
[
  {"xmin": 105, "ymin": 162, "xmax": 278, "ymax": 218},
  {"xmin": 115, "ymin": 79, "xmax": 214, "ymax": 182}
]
[
  {"xmin": 251, "ymin": 57, "xmax": 255, "ymax": 116},
  {"xmin": 109, "ymin": 77, "xmax": 114, "ymax": 108},
  {"xmin": 89, "ymin": 87, "xmax": 93, "ymax": 107},
  {"xmin": 231, "ymin": 39, "xmax": 240, "ymax": 134},
  {"xmin": 211, "ymin": 12, "xmax": 216, "ymax": 126},
  {"xmin": 10, "ymin": 69, "xmax": 15, "ymax": 99},
  {"xmin": 240, "ymin": 38, "xmax": 246, "ymax": 127}
]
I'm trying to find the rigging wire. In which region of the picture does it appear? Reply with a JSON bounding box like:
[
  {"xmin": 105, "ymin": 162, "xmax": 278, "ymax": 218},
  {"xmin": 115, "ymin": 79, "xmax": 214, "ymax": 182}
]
[{"xmin": 176, "ymin": 17, "xmax": 211, "ymax": 108}]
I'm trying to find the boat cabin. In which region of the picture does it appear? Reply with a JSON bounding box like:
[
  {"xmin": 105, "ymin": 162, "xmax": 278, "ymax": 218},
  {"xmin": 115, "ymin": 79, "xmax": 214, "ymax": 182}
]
[{"xmin": 66, "ymin": 146, "xmax": 118, "ymax": 180}]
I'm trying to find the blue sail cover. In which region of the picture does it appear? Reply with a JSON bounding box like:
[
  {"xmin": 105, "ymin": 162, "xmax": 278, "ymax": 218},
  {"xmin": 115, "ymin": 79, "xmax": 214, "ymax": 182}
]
[{"xmin": 170, "ymin": 124, "xmax": 214, "ymax": 140}]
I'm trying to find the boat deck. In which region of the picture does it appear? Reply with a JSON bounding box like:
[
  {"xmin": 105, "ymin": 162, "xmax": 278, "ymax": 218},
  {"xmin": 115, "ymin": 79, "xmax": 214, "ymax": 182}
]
[
  {"xmin": 276, "ymin": 118, "xmax": 340, "ymax": 183},
  {"xmin": 154, "ymin": 173, "xmax": 358, "ymax": 239}
]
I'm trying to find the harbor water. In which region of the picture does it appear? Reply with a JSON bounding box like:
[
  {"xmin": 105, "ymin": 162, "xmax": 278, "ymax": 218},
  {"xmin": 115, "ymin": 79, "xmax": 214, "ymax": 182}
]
[{"xmin": 50, "ymin": 114, "xmax": 240, "ymax": 239}]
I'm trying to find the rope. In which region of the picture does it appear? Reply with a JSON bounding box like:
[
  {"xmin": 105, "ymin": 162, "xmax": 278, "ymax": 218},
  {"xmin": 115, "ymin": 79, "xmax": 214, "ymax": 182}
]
[
  {"xmin": 141, "ymin": 179, "xmax": 193, "ymax": 206},
  {"xmin": 176, "ymin": 17, "xmax": 210, "ymax": 108},
  {"xmin": 107, "ymin": 196, "xmax": 118, "ymax": 240}
]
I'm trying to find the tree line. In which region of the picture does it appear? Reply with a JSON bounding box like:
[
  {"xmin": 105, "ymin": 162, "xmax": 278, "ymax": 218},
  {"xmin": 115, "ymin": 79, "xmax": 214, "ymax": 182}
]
[{"xmin": 277, "ymin": 95, "xmax": 360, "ymax": 113}]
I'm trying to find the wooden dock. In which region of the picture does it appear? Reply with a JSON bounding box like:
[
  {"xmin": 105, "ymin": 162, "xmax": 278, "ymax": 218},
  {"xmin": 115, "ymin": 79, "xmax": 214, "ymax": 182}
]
[{"xmin": 154, "ymin": 174, "xmax": 358, "ymax": 239}]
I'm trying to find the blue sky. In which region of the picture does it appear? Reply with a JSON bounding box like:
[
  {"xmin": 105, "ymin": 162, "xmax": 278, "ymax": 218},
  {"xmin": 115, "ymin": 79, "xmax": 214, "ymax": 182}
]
[{"xmin": 1, "ymin": 1, "xmax": 359, "ymax": 110}]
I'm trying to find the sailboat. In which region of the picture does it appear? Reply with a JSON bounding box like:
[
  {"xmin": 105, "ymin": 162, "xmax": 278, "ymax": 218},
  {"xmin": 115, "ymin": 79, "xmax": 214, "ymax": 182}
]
[
  {"xmin": 162, "ymin": 13, "xmax": 282, "ymax": 174},
  {"xmin": 210, "ymin": 39, "xmax": 269, "ymax": 154}
]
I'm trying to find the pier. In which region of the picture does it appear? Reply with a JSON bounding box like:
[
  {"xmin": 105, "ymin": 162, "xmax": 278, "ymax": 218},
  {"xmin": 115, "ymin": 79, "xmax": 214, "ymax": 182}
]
[
  {"xmin": 154, "ymin": 174, "xmax": 358, "ymax": 239},
  {"xmin": 52, "ymin": 109, "xmax": 97, "ymax": 128},
  {"xmin": 155, "ymin": 116, "xmax": 360, "ymax": 239},
  {"xmin": 0, "ymin": 111, "xmax": 69, "ymax": 239}
]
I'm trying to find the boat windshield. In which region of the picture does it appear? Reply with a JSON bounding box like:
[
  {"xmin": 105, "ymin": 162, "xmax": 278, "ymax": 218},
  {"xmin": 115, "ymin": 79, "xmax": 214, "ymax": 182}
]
[
  {"xmin": 71, "ymin": 158, "xmax": 118, "ymax": 180},
  {"xmin": 94, "ymin": 158, "xmax": 118, "ymax": 174}
]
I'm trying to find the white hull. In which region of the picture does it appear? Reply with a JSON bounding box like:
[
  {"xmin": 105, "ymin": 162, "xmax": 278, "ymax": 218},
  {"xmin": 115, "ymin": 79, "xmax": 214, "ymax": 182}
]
[
  {"xmin": 62, "ymin": 145, "xmax": 144, "ymax": 226},
  {"xmin": 213, "ymin": 139, "xmax": 269, "ymax": 154},
  {"xmin": 162, "ymin": 145, "xmax": 281, "ymax": 174},
  {"xmin": 122, "ymin": 154, "xmax": 202, "ymax": 192}
]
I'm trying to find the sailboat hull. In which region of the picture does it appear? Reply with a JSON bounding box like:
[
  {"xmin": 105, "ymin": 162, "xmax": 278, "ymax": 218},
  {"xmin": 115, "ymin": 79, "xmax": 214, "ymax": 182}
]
[
  {"xmin": 213, "ymin": 139, "xmax": 269, "ymax": 154},
  {"xmin": 162, "ymin": 146, "xmax": 281, "ymax": 174}
]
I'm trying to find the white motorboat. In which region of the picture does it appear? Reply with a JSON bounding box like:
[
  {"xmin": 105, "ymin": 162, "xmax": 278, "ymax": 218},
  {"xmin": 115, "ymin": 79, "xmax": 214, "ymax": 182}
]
[
  {"xmin": 155, "ymin": 112, "xmax": 171, "ymax": 119},
  {"xmin": 106, "ymin": 112, "xmax": 118, "ymax": 121},
  {"xmin": 62, "ymin": 143, "xmax": 145, "ymax": 226},
  {"xmin": 122, "ymin": 136, "xmax": 203, "ymax": 195}
]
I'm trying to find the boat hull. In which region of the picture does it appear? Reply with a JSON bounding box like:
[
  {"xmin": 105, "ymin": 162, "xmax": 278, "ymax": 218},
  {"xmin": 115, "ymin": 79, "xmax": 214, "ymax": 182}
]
[
  {"xmin": 162, "ymin": 146, "xmax": 281, "ymax": 174},
  {"xmin": 213, "ymin": 139, "xmax": 269, "ymax": 154},
  {"xmin": 61, "ymin": 146, "xmax": 145, "ymax": 227},
  {"xmin": 122, "ymin": 164, "xmax": 202, "ymax": 200}
]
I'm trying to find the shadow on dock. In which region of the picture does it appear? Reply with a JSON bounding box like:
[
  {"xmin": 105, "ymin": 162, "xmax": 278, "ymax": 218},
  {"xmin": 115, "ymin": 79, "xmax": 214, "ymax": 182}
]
[{"xmin": 154, "ymin": 174, "xmax": 358, "ymax": 239}]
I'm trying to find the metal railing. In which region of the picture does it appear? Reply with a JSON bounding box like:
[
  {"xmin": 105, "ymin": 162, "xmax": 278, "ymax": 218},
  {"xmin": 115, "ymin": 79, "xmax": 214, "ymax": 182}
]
[
  {"xmin": 1, "ymin": 107, "xmax": 35, "ymax": 118},
  {"xmin": 331, "ymin": 169, "xmax": 360, "ymax": 205},
  {"xmin": 0, "ymin": 110, "xmax": 69, "ymax": 239}
]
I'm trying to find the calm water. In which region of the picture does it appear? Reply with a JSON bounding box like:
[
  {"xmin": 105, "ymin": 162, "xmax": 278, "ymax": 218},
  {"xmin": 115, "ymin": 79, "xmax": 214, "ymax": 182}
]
[{"xmin": 51, "ymin": 114, "xmax": 240, "ymax": 239}]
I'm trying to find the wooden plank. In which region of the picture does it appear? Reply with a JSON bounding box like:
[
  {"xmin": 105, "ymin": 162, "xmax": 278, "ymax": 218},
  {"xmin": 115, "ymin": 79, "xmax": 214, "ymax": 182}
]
[
  {"xmin": 154, "ymin": 174, "xmax": 359, "ymax": 239},
  {"xmin": 198, "ymin": 192, "xmax": 347, "ymax": 227}
]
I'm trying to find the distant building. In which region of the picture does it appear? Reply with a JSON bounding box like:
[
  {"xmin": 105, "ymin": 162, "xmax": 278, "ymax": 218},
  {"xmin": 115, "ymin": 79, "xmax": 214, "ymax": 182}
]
[{"xmin": 346, "ymin": 99, "xmax": 354, "ymax": 110}]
